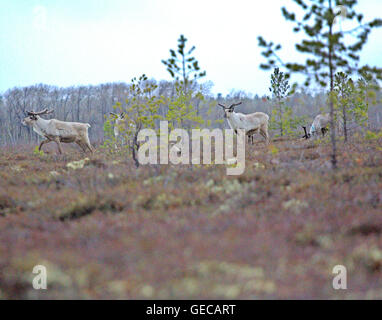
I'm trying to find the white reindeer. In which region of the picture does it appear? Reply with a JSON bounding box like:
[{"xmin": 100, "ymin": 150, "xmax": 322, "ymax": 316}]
[
  {"xmin": 110, "ymin": 112, "xmax": 181, "ymax": 155},
  {"xmin": 218, "ymin": 102, "xmax": 269, "ymax": 144},
  {"xmin": 22, "ymin": 109, "xmax": 94, "ymax": 154},
  {"xmin": 302, "ymin": 113, "xmax": 330, "ymax": 139},
  {"xmin": 110, "ymin": 112, "xmax": 137, "ymax": 144}
]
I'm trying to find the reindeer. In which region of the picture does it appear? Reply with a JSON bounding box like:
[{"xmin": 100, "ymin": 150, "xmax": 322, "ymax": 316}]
[
  {"xmin": 218, "ymin": 102, "xmax": 269, "ymax": 144},
  {"xmin": 302, "ymin": 113, "xmax": 330, "ymax": 139},
  {"xmin": 22, "ymin": 109, "xmax": 94, "ymax": 154},
  {"xmin": 110, "ymin": 112, "xmax": 137, "ymax": 144}
]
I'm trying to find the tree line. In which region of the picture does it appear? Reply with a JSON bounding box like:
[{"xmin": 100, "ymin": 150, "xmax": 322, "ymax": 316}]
[{"xmin": 0, "ymin": 79, "xmax": 380, "ymax": 147}]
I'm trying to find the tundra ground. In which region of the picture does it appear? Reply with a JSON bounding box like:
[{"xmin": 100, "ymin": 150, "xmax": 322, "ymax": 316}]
[{"xmin": 0, "ymin": 136, "xmax": 382, "ymax": 299}]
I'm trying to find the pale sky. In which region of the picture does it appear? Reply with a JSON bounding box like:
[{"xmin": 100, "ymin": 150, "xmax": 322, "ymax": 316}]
[{"xmin": 0, "ymin": 0, "xmax": 381, "ymax": 96}]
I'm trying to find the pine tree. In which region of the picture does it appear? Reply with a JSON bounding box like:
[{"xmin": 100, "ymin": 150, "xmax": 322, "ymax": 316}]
[
  {"xmin": 162, "ymin": 35, "xmax": 206, "ymax": 93},
  {"xmin": 333, "ymin": 72, "xmax": 353, "ymax": 142},
  {"xmin": 269, "ymin": 68, "xmax": 290, "ymax": 136}
]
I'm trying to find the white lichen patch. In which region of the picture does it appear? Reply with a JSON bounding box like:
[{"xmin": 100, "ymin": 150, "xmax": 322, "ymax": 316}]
[{"xmin": 66, "ymin": 158, "xmax": 90, "ymax": 170}]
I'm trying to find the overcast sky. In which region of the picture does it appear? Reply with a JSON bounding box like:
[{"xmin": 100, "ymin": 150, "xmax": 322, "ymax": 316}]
[{"xmin": 1, "ymin": 0, "xmax": 381, "ymax": 96}]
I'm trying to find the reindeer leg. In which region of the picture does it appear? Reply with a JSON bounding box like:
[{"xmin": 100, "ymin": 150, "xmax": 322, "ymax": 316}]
[
  {"xmin": 262, "ymin": 126, "xmax": 270, "ymax": 145},
  {"xmin": 84, "ymin": 136, "xmax": 94, "ymax": 153},
  {"xmin": 247, "ymin": 132, "xmax": 253, "ymax": 145},
  {"xmin": 259, "ymin": 129, "xmax": 266, "ymax": 141},
  {"xmin": 39, "ymin": 139, "xmax": 51, "ymax": 151},
  {"xmin": 54, "ymin": 138, "xmax": 63, "ymax": 154},
  {"xmin": 85, "ymin": 141, "xmax": 94, "ymax": 153},
  {"xmin": 76, "ymin": 141, "xmax": 87, "ymax": 153}
]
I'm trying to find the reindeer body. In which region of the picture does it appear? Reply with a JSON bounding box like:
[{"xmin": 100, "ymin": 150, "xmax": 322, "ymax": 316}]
[
  {"xmin": 22, "ymin": 109, "xmax": 93, "ymax": 154},
  {"xmin": 114, "ymin": 118, "xmax": 121, "ymax": 138},
  {"xmin": 219, "ymin": 102, "xmax": 269, "ymax": 144},
  {"xmin": 110, "ymin": 112, "xmax": 137, "ymax": 148},
  {"xmin": 114, "ymin": 117, "xmax": 136, "ymax": 139},
  {"xmin": 309, "ymin": 113, "xmax": 330, "ymax": 137}
]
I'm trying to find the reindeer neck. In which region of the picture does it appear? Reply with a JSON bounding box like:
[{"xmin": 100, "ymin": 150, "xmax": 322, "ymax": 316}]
[
  {"xmin": 35, "ymin": 117, "xmax": 51, "ymax": 129},
  {"xmin": 227, "ymin": 111, "xmax": 242, "ymax": 127},
  {"xmin": 32, "ymin": 117, "xmax": 52, "ymax": 137}
]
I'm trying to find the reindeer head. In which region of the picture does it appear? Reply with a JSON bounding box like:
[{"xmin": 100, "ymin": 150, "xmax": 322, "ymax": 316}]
[
  {"xmin": 110, "ymin": 112, "xmax": 125, "ymax": 121},
  {"xmin": 22, "ymin": 109, "xmax": 54, "ymax": 126},
  {"xmin": 217, "ymin": 102, "xmax": 242, "ymax": 118}
]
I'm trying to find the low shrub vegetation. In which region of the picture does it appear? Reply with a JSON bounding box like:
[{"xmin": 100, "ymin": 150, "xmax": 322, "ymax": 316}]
[{"xmin": 0, "ymin": 135, "xmax": 382, "ymax": 298}]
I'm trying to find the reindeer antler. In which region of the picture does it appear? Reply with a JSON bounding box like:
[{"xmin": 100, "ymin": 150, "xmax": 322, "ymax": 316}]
[
  {"xmin": 218, "ymin": 102, "xmax": 242, "ymax": 109},
  {"xmin": 302, "ymin": 126, "xmax": 310, "ymax": 139},
  {"xmin": 110, "ymin": 112, "xmax": 125, "ymax": 119},
  {"xmin": 27, "ymin": 108, "xmax": 54, "ymax": 116},
  {"xmin": 229, "ymin": 102, "xmax": 242, "ymax": 108}
]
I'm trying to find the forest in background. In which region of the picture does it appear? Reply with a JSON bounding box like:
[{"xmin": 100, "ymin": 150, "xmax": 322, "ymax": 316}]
[{"xmin": 1, "ymin": 79, "xmax": 381, "ymax": 146}]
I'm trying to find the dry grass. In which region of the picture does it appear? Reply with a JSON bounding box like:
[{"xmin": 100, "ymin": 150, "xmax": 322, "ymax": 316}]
[{"xmin": 0, "ymin": 136, "xmax": 382, "ymax": 299}]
